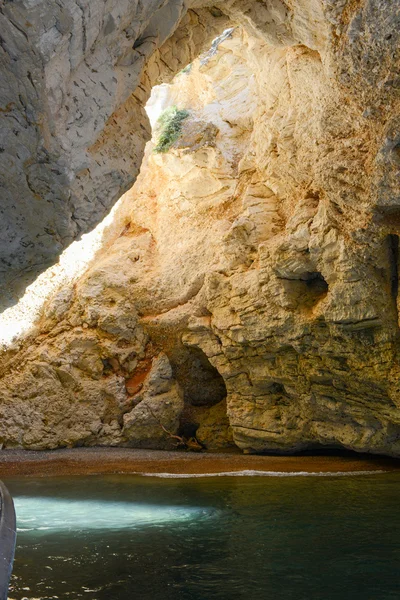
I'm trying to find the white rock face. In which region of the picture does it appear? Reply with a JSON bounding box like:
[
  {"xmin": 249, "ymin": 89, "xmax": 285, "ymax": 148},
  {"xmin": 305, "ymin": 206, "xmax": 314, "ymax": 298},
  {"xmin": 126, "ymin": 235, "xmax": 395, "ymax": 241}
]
[{"xmin": 1, "ymin": 1, "xmax": 400, "ymax": 455}]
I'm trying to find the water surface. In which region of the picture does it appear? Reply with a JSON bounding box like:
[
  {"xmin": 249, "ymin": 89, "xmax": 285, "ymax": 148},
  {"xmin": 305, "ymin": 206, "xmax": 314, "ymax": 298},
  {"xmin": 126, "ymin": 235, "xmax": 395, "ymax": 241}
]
[{"xmin": 5, "ymin": 472, "xmax": 400, "ymax": 600}]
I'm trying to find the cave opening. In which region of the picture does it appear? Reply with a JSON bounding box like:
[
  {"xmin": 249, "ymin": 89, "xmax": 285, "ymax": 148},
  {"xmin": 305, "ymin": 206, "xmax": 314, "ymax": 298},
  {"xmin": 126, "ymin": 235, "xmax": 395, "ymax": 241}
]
[
  {"xmin": 3, "ymin": 6, "xmax": 400, "ymax": 594},
  {"xmin": 0, "ymin": 23, "xmax": 237, "ymax": 348},
  {"xmin": 168, "ymin": 344, "xmax": 229, "ymax": 447},
  {"xmin": 2, "ymin": 0, "xmax": 398, "ymax": 461},
  {"xmin": 0, "ymin": 18, "xmax": 254, "ymax": 454},
  {"xmin": 175, "ymin": 345, "xmax": 227, "ymax": 408},
  {"xmin": 304, "ymin": 272, "xmax": 329, "ymax": 297}
]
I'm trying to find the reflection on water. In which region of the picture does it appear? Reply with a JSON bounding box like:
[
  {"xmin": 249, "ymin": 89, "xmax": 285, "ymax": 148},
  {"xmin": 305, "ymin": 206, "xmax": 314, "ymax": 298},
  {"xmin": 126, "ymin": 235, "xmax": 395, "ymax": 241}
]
[
  {"xmin": 5, "ymin": 472, "xmax": 400, "ymax": 600},
  {"xmin": 15, "ymin": 497, "xmax": 214, "ymax": 532}
]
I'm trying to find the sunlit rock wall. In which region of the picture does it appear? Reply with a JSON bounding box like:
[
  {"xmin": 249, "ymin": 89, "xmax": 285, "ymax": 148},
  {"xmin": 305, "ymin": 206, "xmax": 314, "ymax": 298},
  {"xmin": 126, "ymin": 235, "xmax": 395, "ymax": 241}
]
[
  {"xmin": 2, "ymin": 0, "xmax": 394, "ymax": 309},
  {"xmin": 1, "ymin": 1, "xmax": 400, "ymax": 455},
  {"xmin": 0, "ymin": 30, "xmax": 246, "ymax": 449},
  {"xmin": 0, "ymin": 0, "xmax": 227, "ymax": 308}
]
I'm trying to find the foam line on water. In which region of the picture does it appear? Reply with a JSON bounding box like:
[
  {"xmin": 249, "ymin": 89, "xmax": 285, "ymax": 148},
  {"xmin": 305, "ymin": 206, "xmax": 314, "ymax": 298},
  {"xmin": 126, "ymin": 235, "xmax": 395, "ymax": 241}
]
[{"xmin": 134, "ymin": 469, "xmax": 386, "ymax": 478}]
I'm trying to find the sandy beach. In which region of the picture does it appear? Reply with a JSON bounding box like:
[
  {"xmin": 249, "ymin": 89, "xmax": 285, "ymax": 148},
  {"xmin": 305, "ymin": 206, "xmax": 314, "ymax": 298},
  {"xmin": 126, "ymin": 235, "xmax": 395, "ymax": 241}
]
[{"xmin": 0, "ymin": 448, "xmax": 399, "ymax": 478}]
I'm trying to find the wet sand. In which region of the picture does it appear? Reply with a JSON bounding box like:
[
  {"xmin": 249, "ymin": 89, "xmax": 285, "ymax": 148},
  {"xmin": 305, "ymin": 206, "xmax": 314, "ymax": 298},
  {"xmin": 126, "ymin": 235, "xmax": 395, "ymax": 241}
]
[{"xmin": 0, "ymin": 448, "xmax": 399, "ymax": 478}]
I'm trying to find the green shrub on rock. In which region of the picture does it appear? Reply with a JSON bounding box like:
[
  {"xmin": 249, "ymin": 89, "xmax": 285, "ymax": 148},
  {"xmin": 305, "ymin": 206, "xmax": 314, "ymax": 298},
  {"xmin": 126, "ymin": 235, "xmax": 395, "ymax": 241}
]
[{"xmin": 153, "ymin": 106, "xmax": 189, "ymax": 153}]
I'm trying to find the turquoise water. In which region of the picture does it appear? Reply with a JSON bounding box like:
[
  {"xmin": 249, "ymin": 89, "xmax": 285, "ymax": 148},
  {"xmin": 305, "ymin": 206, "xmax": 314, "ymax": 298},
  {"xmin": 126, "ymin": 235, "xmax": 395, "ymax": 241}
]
[{"xmin": 5, "ymin": 472, "xmax": 400, "ymax": 600}]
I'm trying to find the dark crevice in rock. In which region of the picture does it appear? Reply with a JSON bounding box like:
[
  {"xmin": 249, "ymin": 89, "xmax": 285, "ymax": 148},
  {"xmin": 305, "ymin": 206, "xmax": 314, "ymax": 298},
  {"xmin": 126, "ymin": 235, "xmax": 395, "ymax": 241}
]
[
  {"xmin": 388, "ymin": 234, "xmax": 399, "ymax": 305},
  {"xmin": 174, "ymin": 345, "xmax": 227, "ymax": 407},
  {"xmin": 278, "ymin": 272, "xmax": 329, "ymax": 309},
  {"xmin": 392, "ymin": 143, "xmax": 400, "ymax": 165},
  {"xmin": 374, "ymin": 208, "xmax": 400, "ymax": 229},
  {"xmin": 178, "ymin": 419, "xmax": 200, "ymax": 440},
  {"xmin": 170, "ymin": 345, "xmax": 228, "ymax": 445},
  {"xmin": 209, "ymin": 7, "xmax": 224, "ymax": 18},
  {"xmin": 269, "ymin": 382, "xmax": 285, "ymax": 395},
  {"xmin": 304, "ymin": 272, "xmax": 329, "ymax": 296}
]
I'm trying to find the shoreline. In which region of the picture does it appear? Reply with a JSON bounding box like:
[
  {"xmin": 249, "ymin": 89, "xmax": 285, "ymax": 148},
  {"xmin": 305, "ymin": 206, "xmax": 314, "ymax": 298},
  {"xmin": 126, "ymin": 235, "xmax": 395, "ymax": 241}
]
[{"xmin": 0, "ymin": 448, "xmax": 399, "ymax": 478}]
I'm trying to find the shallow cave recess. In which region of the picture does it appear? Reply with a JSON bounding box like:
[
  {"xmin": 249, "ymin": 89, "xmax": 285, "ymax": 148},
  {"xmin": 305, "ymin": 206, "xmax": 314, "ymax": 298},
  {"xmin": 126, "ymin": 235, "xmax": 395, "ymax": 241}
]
[
  {"xmin": 279, "ymin": 271, "xmax": 329, "ymax": 310},
  {"xmin": 168, "ymin": 345, "xmax": 228, "ymax": 442},
  {"xmin": 304, "ymin": 271, "xmax": 329, "ymax": 296}
]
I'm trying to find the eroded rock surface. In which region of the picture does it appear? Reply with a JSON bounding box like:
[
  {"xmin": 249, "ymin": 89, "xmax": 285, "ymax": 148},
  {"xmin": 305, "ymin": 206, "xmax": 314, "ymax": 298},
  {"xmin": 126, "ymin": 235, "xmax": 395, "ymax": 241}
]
[
  {"xmin": 0, "ymin": 0, "xmax": 227, "ymax": 307},
  {"xmin": 1, "ymin": 1, "xmax": 400, "ymax": 455}
]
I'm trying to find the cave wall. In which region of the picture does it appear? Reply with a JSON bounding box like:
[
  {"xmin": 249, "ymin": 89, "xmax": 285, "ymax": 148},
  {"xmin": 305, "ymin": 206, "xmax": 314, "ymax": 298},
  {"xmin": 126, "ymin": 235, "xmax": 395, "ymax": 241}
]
[
  {"xmin": 3, "ymin": 0, "xmax": 395, "ymax": 308},
  {"xmin": 1, "ymin": 1, "xmax": 400, "ymax": 455},
  {"xmin": 0, "ymin": 0, "xmax": 227, "ymax": 308}
]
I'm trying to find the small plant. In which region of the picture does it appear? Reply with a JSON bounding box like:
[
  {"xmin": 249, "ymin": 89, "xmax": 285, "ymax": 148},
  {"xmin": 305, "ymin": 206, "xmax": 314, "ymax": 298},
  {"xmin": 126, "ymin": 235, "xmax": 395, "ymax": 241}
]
[{"xmin": 153, "ymin": 105, "xmax": 189, "ymax": 153}]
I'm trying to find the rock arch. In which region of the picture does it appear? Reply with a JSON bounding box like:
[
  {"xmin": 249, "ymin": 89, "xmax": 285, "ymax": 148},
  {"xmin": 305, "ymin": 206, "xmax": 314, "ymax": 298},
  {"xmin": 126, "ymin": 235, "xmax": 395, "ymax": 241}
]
[
  {"xmin": 1, "ymin": 1, "xmax": 400, "ymax": 457},
  {"xmin": 0, "ymin": 0, "xmax": 360, "ymax": 309}
]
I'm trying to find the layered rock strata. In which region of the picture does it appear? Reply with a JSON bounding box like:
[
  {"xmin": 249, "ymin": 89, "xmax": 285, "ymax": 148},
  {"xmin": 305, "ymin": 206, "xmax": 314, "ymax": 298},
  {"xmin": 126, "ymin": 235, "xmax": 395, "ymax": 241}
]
[
  {"xmin": 2, "ymin": 0, "xmax": 396, "ymax": 308},
  {"xmin": 1, "ymin": 2, "xmax": 400, "ymax": 455}
]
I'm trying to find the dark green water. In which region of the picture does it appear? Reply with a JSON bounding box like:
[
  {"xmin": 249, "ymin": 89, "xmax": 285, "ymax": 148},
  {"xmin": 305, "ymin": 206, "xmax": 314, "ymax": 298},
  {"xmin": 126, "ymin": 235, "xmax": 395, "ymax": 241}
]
[{"xmin": 5, "ymin": 472, "xmax": 400, "ymax": 600}]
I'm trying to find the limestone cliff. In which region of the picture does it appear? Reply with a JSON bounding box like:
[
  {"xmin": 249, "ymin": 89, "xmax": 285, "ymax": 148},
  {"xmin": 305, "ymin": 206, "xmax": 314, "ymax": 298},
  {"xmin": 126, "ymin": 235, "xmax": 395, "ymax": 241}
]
[
  {"xmin": 0, "ymin": 0, "xmax": 227, "ymax": 308},
  {"xmin": 1, "ymin": 1, "xmax": 400, "ymax": 456}
]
